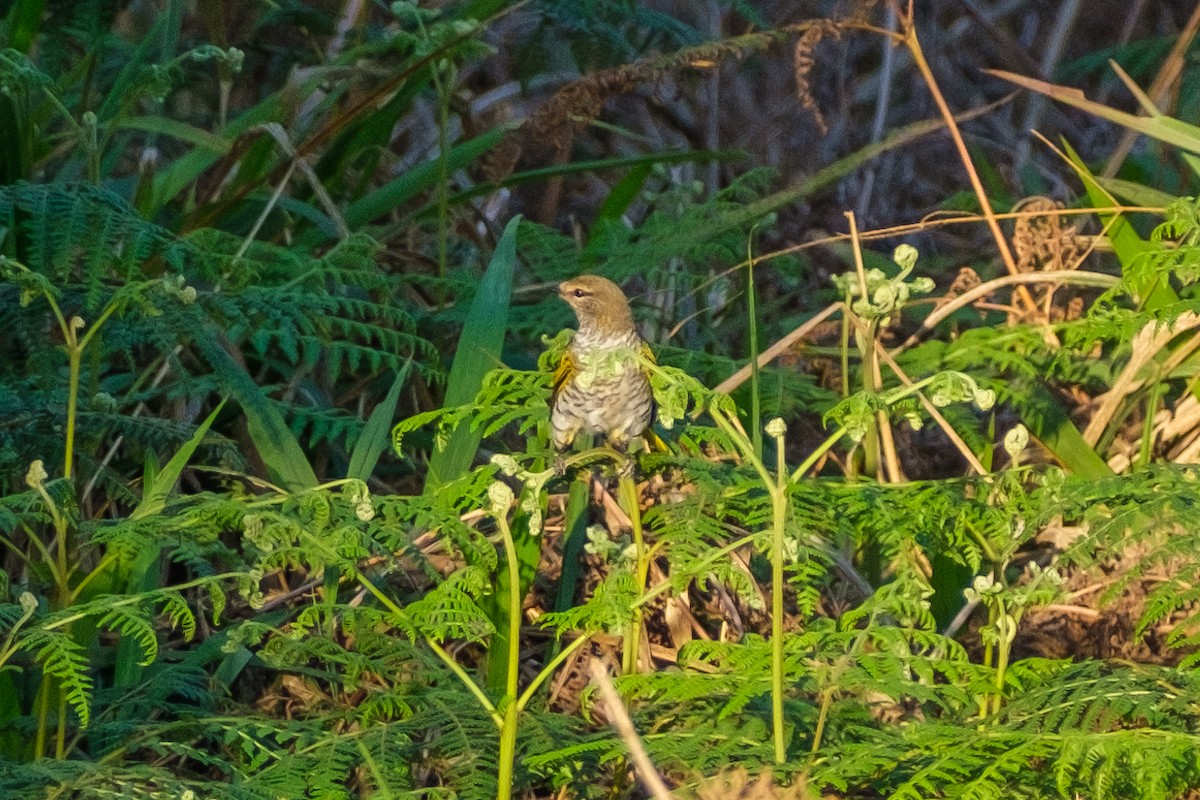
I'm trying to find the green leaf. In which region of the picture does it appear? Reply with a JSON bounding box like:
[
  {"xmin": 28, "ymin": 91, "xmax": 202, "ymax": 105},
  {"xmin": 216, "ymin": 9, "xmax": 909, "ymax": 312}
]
[
  {"xmin": 989, "ymin": 68, "xmax": 1200, "ymax": 155},
  {"xmin": 347, "ymin": 359, "xmax": 412, "ymax": 481},
  {"xmin": 114, "ymin": 116, "xmax": 231, "ymax": 153},
  {"xmin": 131, "ymin": 401, "xmax": 225, "ymax": 520},
  {"xmin": 195, "ymin": 333, "xmax": 318, "ymax": 490},
  {"xmin": 424, "ymin": 216, "xmax": 521, "ymax": 491},
  {"xmin": 320, "ymin": 127, "xmax": 510, "ymax": 246},
  {"xmin": 1062, "ymin": 140, "xmax": 1176, "ymax": 310},
  {"xmin": 593, "ymin": 162, "xmax": 653, "ymax": 226},
  {"xmin": 1094, "ymin": 176, "xmax": 1179, "ymax": 209},
  {"xmin": 1020, "ymin": 383, "xmax": 1112, "ymax": 480},
  {"xmin": 444, "ymin": 149, "xmax": 743, "ymax": 211}
]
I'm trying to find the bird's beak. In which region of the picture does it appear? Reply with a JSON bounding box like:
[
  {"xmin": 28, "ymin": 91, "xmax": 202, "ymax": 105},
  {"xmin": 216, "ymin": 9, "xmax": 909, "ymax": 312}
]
[{"xmin": 555, "ymin": 283, "xmax": 567, "ymax": 300}]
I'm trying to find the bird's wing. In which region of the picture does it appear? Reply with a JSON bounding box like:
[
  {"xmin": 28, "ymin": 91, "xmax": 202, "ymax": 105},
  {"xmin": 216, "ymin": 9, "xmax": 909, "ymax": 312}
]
[
  {"xmin": 550, "ymin": 348, "xmax": 579, "ymax": 403},
  {"xmin": 638, "ymin": 340, "xmax": 656, "ymax": 366}
]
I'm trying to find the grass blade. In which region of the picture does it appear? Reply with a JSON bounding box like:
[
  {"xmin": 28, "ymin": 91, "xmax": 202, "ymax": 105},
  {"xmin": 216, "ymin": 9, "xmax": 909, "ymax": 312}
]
[
  {"xmin": 194, "ymin": 333, "xmax": 318, "ymax": 490},
  {"xmin": 131, "ymin": 401, "xmax": 225, "ymax": 520},
  {"xmin": 424, "ymin": 216, "xmax": 521, "ymax": 491},
  {"xmin": 347, "ymin": 359, "xmax": 412, "ymax": 481}
]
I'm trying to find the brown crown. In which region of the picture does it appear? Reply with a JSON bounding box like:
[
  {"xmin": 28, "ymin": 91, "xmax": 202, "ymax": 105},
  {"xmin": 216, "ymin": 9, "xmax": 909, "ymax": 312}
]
[{"xmin": 557, "ymin": 275, "xmax": 636, "ymax": 337}]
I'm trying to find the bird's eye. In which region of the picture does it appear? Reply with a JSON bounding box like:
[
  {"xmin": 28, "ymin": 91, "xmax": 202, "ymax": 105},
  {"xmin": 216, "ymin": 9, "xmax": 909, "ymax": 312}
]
[{"xmin": 573, "ymin": 289, "xmax": 586, "ymax": 298}]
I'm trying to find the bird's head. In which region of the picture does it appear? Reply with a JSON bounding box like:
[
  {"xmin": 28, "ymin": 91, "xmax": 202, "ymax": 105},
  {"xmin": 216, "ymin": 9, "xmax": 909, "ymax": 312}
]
[{"xmin": 557, "ymin": 275, "xmax": 635, "ymax": 337}]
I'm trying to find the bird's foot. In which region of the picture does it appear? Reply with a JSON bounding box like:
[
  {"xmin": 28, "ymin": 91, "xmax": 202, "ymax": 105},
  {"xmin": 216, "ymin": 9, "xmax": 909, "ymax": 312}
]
[
  {"xmin": 553, "ymin": 454, "xmax": 570, "ymax": 476},
  {"xmin": 614, "ymin": 454, "xmax": 634, "ymax": 479}
]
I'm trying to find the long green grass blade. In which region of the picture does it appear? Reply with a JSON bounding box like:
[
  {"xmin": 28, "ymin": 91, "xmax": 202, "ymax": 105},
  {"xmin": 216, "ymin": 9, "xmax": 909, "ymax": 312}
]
[
  {"xmin": 311, "ymin": 128, "xmax": 510, "ymax": 248},
  {"xmin": 131, "ymin": 401, "xmax": 225, "ymax": 520},
  {"xmin": 594, "ymin": 163, "xmax": 653, "ymax": 225},
  {"xmin": 424, "ymin": 216, "xmax": 521, "ymax": 491},
  {"xmin": 194, "ymin": 333, "xmax": 318, "ymax": 490},
  {"xmin": 114, "ymin": 116, "xmax": 231, "ymax": 154},
  {"xmin": 1020, "ymin": 383, "xmax": 1112, "ymax": 479},
  {"xmin": 989, "ymin": 68, "xmax": 1200, "ymax": 156},
  {"xmin": 347, "ymin": 359, "xmax": 412, "ymax": 481},
  {"xmin": 1062, "ymin": 140, "xmax": 1176, "ymax": 310}
]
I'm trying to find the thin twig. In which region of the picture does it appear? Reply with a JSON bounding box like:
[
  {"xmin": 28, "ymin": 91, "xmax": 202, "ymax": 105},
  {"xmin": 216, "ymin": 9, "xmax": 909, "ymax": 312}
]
[
  {"xmin": 892, "ymin": 270, "xmax": 1120, "ymax": 353},
  {"xmin": 856, "ymin": 2, "xmax": 899, "ymax": 219},
  {"xmin": 588, "ymin": 660, "xmax": 674, "ymax": 800},
  {"xmin": 894, "ymin": 1, "xmax": 1036, "ymax": 314},
  {"xmin": 715, "ymin": 303, "xmax": 840, "ymax": 394},
  {"xmin": 873, "ymin": 341, "xmax": 988, "ymax": 475},
  {"xmin": 1102, "ymin": 2, "xmax": 1200, "ymax": 177},
  {"xmin": 1013, "ymin": 0, "xmax": 1083, "ymax": 168}
]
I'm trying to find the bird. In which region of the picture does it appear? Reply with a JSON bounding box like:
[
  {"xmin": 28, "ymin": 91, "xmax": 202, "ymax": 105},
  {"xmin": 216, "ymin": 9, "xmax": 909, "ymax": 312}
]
[{"xmin": 550, "ymin": 275, "xmax": 655, "ymax": 451}]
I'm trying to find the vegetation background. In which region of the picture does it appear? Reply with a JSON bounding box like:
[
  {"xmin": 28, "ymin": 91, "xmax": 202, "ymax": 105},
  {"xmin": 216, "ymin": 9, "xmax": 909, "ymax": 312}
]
[{"xmin": 4, "ymin": 0, "xmax": 1200, "ymax": 797}]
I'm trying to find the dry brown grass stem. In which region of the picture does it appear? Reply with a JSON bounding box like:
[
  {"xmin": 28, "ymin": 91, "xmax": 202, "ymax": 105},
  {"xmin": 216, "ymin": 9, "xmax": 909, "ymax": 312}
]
[
  {"xmin": 714, "ymin": 303, "xmax": 840, "ymax": 394},
  {"xmin": 1081, "ymin": 313, "xmax": 1200, "ymax": 447},
  {"xmin": 1102, "ymin": 2, "xmax": 1200, "ymax": 177},
  {"xmin": 871, "ymin": 340, "xmax": 988, "ymax": 475},
  {"xmin": 892, "ymin": 269, "xmax": 1120, "ymax": 353},
  {"xmin": 588, "ymin": 660, "xmax": 675, "ymax": 800},
  {"xmin": 724, "ymin": 205, "xmax": 1164, "ymax": 282},
  {"xmin": 893, "ymin": 0, "xmax": 1036, "ymax": 313}
]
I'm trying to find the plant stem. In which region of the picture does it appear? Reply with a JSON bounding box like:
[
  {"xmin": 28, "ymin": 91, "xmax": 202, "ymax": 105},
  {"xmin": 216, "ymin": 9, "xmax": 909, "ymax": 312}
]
[
  {"xmin": 845, "ymin": 212, "xmax": 883, "ymax": 481},
  {"xmin": 497, "ymin": 514, "xmax": 522, "ymax": 705},
  {"xmin": 630, "ymin": 532, "xmax": 759, "ymax": 610},
  {"xmin": 64, "ymin": 344, "xmax": 80, "ymax": 482},
  {"xmin": 496, "ymin": 700, "xmax": 519, "ymax": 800},
  {"xmin": 497, "ymin": 499, "xmax": 588, "ymax": 799},
  {"xmin": 619, "ymin": 471, "xmax": 647, "ymax": 675},
  {"xmin": 811, "ymin": 687, "xmax": 834, "ymax": 755},
  {"xmin": 517, "ymin": 633, "xmax": 592, "ymax": 712},
  {"xmin": 747, "ymin": 227, "xmax": 763, "ymax": 460},
  {"xmin": 55, "ymin": 695, "xmax": 67, "ymax": 757},
  {"xmin": 34, "ymin": 676, "xmax": 50, "ymax": 757},
  {"xmin": 493, "ymin": 510, "xmax": 523, "ymax": 799},
  {"xmin": 770, "ymin": 472, "xmax": 787, "ymax": 763},
  {"xmin": 898, "ymin": 2, "xmax": 1037, "ymax": 313}
]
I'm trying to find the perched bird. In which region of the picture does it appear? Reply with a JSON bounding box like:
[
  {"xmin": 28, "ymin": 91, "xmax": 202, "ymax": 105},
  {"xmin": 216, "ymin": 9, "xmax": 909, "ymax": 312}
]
[{"xmin": 550, "ymin": 275, "xmax": 654, "ymax": 451}]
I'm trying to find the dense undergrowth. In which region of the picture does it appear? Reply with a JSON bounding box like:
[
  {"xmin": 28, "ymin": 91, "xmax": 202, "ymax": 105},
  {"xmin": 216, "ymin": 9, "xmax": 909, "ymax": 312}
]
[{"xmin": 4, "ymin": 1, "xmax": 1200, "ymax": 798}]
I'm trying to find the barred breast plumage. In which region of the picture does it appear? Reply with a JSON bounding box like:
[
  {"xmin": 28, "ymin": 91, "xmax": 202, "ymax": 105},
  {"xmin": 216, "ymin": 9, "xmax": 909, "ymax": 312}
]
[{"xmin": 550, "ymin": 276, "xmax": 654, "ymax": 450}]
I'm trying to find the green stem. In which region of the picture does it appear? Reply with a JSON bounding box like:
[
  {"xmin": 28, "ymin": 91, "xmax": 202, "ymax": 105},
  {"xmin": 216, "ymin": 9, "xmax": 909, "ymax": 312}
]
[
  {"xmin": 963, "ymin": 519, "xmax": 1001, "ymax": 565},
  {"xmin": 770, "ymin": 440, "xmax": 788, "ymax": 764},
  {"xmin": 787, "ymin": 372, "xmax": 945, "ymax": 485},
  {"xmin": 349, "ymin": 565, "xmax": 500, "ymax": 725},
  {"xmin": 811, "ymin": 687, "xmax": 834, "ymax": 755},
  {"xmin": 747, "ymin": 228, "xmax": 763, "ymax": 461},
  {"xmin": 55, "ymin": 695, "xmax": 66, "ymax": 758},
  {"xmin": 13, "ymin": 522, "xmax": 59, "ymax": 586},
  {"xmin": 497, "ymin": 514, "xmax": 522, "ymax": 704},
  {"xmin": 846, "ymin": 212, "xmax": 882, "ymax": 479},
  {"xmin": 976, "ymin": 604, "xmax": 997, "ymax": 719},
  {"xmin": 991, "ymin": 603, "xmax": 1017, "ymax": 716},
  {"xmin": 64, "ymin": 344, "xmax": 80, "ymax": 482},
  {"xmin": 707, "ymin": 406, "xmax": 773, "ymax": 487},
  {"xmin": 34, "ymin": 675, "xmax": 50, "ymax": 757},
  {"xmin": 1139, "ymin": 382, "xmax": 1164, "ymax": 467},
  {"xmin": 619, "ymin": 472, "xmax": 647, "ymax": 675},
  {"xmin": 789, "ymin": 426, "xmax": 848, "ymax": 484},
  {"xmin": 631, "ymin": 533, "xmax": 758, "ymax": 610},
  {"xmin": 496, "ymin": 700, "xmax": 519, "ymax": 800},
  {"xmin": 295, "ymin": 525, "xmax": 502, "ymax": 725},
  {"xmin": 0, "ymin": 600, "xmax": 36, "ymax": 669},
  {"xmin": 68, "ymin": 548, "xmax": 122, "ymax": 602},
  {"xmin": 517, "ymin": 633, "xmax": 592, "ymax": 712}
]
